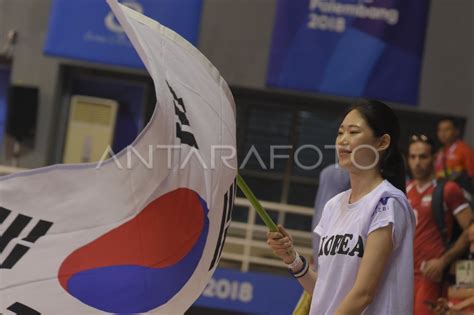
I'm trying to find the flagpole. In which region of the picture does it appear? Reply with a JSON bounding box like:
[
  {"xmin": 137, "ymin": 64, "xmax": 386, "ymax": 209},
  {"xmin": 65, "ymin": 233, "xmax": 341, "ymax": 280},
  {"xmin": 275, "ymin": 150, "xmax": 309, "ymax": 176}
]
[{"xmin": 236, "ymin": 174, "xmax": 278, "ymax": 232}]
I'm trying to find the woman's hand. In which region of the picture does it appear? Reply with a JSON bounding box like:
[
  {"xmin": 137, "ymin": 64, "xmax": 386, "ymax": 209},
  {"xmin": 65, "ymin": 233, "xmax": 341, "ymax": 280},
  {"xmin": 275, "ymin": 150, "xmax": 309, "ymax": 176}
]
[{"xmin": 267, "ymin": 225, "xmax": 296, "ymax": 264}]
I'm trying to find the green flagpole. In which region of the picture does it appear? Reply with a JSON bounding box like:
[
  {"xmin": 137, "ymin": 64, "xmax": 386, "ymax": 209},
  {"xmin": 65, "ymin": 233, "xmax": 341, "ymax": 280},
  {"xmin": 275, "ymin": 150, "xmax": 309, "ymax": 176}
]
[{"xmin": 236, "ymin": 174, "xmax": 278, "ymax": 232}]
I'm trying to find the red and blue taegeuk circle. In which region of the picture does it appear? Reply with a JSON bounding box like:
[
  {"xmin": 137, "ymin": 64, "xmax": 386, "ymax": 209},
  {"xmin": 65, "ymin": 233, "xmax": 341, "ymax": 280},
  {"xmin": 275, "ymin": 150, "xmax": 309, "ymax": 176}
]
[{"xmin": 58, "ymin": 188, "xmax": 209, "ymax": 313}]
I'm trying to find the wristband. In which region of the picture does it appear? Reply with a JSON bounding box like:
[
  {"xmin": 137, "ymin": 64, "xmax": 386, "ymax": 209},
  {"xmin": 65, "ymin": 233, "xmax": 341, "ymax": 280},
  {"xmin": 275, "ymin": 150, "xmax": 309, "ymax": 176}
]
[
  {"xmin": 288, "ymin": 255, "xmax": 309, "ymax": 278},
  {"xmin": 287, "ymin": 251, "xmax": 302, "ymax": 270}
]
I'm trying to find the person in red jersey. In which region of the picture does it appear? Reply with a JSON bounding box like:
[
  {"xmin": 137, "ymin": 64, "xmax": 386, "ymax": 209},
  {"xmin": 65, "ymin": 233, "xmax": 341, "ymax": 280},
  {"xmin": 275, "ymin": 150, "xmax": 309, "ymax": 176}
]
[
  {"xmin": 435, "ymin": 117, "xmax": 474, "ymax": 193},
  {"xmin": 407, "ymin": 134, "xmax": 473, "ymax": 315}
]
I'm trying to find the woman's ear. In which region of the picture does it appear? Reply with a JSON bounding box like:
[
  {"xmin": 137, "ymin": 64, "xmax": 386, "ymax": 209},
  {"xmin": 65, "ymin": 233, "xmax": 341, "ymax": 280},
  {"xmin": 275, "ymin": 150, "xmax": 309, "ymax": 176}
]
[{"xmin": 377, "ymin": 134, "xmax": 391, "ymax": 152}]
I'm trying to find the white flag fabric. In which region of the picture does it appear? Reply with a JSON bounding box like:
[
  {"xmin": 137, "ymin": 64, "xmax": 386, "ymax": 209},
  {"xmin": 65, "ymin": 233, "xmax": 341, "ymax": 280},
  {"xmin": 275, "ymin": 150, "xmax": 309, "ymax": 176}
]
[{"xmin": 0, "ymin": 1, "xmax": 237, "ymax": 314}]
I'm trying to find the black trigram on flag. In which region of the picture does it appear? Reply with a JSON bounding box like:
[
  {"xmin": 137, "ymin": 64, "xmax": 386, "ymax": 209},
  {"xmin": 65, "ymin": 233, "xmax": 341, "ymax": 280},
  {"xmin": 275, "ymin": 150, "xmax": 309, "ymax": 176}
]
[
  {"xmin": 209, "ymin": 179, "xmax": 236, "ymax": 271},
  {"xmin": 6, "ymin": 302, "xmax": 41, "ymax": 315},
  {"xmin": 166, "ymin": 81, "xmax": 199, "ymax": 149},
  {"xmin": 0, "ymin": 207, "xmax": 53, "ymax": 269}
]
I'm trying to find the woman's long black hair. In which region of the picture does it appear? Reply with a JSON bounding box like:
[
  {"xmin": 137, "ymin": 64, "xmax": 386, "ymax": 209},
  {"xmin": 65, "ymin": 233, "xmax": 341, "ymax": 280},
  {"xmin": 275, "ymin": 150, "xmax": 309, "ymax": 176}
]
[{"xmin": 345, "ymin": 100, "xmax": 406, "ymax": 193}]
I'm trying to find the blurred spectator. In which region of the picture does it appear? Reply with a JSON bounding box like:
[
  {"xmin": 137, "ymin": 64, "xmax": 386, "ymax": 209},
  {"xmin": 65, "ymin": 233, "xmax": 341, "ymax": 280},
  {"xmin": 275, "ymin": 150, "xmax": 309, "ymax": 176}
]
[
  {"xmin": 435, "ymin": 117, "xmax": 474, "ymax": 194},
  {"xmin": 407, "ymin": 134, "xmax": 472, "ymax": 315}
]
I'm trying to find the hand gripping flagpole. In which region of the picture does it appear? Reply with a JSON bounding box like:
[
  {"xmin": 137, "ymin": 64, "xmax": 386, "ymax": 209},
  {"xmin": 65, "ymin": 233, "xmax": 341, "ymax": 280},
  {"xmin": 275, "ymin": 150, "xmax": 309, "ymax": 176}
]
[{"xmin": 236, "ymin": 174, "xmax": 278, "ymax": 232}]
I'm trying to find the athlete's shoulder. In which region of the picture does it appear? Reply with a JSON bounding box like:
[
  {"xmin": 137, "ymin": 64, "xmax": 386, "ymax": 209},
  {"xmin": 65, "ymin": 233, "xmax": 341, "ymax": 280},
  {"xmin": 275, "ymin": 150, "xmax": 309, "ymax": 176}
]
[
  {"xmin": 443, "ymin": 180, "xmax": 463, "ymax": 194},
  {"xmin": 456, "ymin": 140, "xmax": 471, "ymax": 151}
]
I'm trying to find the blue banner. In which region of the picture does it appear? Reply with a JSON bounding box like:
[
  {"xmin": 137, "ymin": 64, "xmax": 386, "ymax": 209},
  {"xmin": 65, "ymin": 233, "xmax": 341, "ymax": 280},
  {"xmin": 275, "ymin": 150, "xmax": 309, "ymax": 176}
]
[
  {"xmin": 44, "ymin": 0, "xmax": 203, "ymax": 68},
  {"xmin": 194, "ymin": 268, "xmax": 303, "ymax": 314},
  {"xmin": 267, "ymin": 0, "xmax": 430, "ymax": 105}
]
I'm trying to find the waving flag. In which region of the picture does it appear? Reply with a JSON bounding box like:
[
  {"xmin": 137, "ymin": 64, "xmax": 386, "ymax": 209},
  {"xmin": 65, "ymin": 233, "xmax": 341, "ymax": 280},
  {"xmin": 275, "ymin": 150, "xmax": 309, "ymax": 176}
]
[{"xmin": 0, "ymin": 1, "xmax": 237, "ymax": 314}]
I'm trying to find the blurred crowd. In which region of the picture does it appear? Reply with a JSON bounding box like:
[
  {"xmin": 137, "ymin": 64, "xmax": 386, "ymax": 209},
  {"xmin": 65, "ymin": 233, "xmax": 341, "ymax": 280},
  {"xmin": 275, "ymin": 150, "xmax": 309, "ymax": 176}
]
[{"xmin": 406, "ymin": 117, "xmax": 473, "ymax": 315}]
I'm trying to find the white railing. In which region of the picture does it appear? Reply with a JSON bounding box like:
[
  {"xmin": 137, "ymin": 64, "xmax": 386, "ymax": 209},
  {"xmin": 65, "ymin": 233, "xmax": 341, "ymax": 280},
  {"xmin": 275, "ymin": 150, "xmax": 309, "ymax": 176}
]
[
  {"xmin": 222, "ymin": 197, "xmax": 314, "ymax": 272},
  {"xmin": 0, "ymin": 165, "xmax": 315, "ymax": 273}
]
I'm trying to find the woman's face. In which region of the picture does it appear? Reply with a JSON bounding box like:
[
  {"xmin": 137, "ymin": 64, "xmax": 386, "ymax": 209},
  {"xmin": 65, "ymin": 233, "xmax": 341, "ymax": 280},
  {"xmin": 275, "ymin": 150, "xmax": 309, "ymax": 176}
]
[{"xmin": 336, "ymin": 109, "xmax": 385, "ymax": 172}]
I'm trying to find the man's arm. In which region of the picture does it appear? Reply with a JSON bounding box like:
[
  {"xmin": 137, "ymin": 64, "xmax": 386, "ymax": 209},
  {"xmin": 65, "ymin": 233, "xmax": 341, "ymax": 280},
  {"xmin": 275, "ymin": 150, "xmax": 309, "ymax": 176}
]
[
  {"xmin": 441, "ymin": 208, "xmax": 472, "ymax": 264},
  {"xmin": 451, "ymin": 295, "xmax": 474, "ymax": 312},
  {"xmin": 424, "ymin": 208, "xmax": 472, "ymax": 282}
]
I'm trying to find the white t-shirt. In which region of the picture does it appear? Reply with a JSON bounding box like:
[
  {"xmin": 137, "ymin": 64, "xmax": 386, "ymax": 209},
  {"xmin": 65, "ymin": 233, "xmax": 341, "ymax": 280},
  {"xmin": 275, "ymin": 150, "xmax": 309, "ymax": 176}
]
[{"xmin": 310, "ymin": 180, "xmax": 415, "ymax": 315}]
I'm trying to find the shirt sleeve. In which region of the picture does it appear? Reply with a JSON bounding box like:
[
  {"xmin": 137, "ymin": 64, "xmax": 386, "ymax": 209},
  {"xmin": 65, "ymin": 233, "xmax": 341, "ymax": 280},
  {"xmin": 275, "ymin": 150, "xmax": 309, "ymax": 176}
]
[
  {"xmin": 444, "ymin": 181, "xmax": 470, "ymax": 215},
  {"xmin": 314, "ymin": 196, "xmax": 337, "ymax": 237},
  {"xmin": 314, "ymin": 206, "xmax": 326, "ymax": 237},
  {"xmin": 368, "ymin": 197, "xmax": 407, "ymax": 250}
]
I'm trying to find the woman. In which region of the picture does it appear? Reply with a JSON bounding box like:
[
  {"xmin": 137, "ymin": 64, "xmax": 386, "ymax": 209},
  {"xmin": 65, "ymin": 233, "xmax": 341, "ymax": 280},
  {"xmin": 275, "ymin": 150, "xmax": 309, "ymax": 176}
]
[{"xmin": 267, "ymin": 100, "xmax": 415, "ymax": 314}]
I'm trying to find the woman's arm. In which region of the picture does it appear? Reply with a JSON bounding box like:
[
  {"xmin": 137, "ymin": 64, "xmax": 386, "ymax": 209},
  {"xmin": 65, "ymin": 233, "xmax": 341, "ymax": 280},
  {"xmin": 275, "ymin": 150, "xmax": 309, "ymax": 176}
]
[
  {"xmin": 334, "ymin": 224, "xmax": 394, "ymax": 315},
  {"xmin": 295, "ymin": 265, "xmax": 317, "ymax": 294},
  {"xmin": 267, "ymin": 225, "xmax": 317, "ymax": 294}
]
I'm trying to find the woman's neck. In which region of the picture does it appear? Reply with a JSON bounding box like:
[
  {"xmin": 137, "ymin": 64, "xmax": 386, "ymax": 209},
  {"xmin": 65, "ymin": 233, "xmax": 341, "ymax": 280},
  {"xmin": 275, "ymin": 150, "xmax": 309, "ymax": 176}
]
[{"xmin": 348, "ymin": 170, "xmax": 384, "ymax": 204}]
